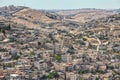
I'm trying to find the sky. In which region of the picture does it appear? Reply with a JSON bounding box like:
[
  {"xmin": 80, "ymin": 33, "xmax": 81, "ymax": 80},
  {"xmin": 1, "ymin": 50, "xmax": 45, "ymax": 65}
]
[{"xmin": 0, "ymin": 0, "xmax": 120, "ymax": 9}]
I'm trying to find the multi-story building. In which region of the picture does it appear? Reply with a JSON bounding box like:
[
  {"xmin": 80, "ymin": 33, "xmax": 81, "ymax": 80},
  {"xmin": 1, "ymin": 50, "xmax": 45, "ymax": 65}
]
[{"xmin": 62, "ymin": 54, "xmax": 72, "ymax": 63}]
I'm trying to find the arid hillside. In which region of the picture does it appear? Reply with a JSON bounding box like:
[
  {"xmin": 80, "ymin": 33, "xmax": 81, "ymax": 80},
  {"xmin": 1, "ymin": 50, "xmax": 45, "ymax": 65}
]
[
  {"xmin": 0, "ymin": 6, "xmax": 120, "ymax": 80},
  {"xmin": 0, "ymin": 6, "xmax": 61, "ymax": 28},
  {"xmin": 53, "ymin": 9, "xmax": 119, "ymax": 23},
  {"xmin": 1, "ymin": 6, "xmax": 119, "ymax": 28}
]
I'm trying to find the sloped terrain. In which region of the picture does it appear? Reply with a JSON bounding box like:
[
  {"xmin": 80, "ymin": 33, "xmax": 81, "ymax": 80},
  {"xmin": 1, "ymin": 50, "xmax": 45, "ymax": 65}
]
[
  {"xmin": 54, "ymin": 9, "xmax": 118, "ymax": 23},
  {"xmin": 0, "ymin": 6, "xmax": 120, "ymax": 80}
]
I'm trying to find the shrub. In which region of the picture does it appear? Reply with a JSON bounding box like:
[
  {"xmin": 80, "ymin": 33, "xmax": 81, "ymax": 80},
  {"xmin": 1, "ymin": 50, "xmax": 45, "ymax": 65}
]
[{"xmin": 54, "ymin": 54, "xmax": 61, "ymax": 62}]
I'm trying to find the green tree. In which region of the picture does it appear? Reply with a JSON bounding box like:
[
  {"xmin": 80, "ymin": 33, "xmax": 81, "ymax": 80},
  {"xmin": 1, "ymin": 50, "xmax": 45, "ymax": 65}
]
[
  {"xmin": 54, "ymin": 54, "xmax": 61, "ymax": 62},
  {"xmin": 6, "ymin": 24, "xmax": 11, "ymax": 30},
  {"xmin": 11, "ymin": 54, "xmax": 20, "ymax": 60},
  {"xmin": 47, "ymin": 71, "xmax": 59, "ymax": 80},
  {"xmin": 1, "ymin": 29, "xmax": 5, "ymax": 36}
]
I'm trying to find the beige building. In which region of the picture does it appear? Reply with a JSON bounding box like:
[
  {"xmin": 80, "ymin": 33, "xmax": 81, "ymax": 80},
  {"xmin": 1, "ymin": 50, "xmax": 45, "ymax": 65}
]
[
  {"xmin": 66, "ymin": 72, "xmax": 77, "ymax": 80},
  {"xmin": 62, "ymin": 54, "xmax": 72, "ymax": 63},
  {"xmin": 34, "ymin": 60, "xmax": 47, "ymax": 70}
]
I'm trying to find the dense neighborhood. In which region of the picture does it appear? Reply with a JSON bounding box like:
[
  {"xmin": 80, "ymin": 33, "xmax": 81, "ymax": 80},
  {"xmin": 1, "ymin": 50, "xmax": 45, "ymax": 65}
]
[{"xmin": 0, "ymin": 6, "xmax": 120, "ymax": 80}]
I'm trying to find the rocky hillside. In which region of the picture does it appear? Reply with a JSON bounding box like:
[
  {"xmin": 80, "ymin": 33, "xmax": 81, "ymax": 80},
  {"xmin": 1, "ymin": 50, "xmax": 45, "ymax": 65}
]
[
  {"xmin": 0, "ymin": 6, "xmax": 63, "ymax": 28},
  {"xmin": 0, "ymin": 6, "xmax": 120, "ymax": 80},
  {"xmin": 0, "ymin": 6, "xmax": 120, "ymax": 28},
  {"xmin": 82, "ymin": 13, "xmax": 120, "ymax": 29},
  {"xmin": 53, "ymin": 9, "xmax": 119, "ymax": 23}
]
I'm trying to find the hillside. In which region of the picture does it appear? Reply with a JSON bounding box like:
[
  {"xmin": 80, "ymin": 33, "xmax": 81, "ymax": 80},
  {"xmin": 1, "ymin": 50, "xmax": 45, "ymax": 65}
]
[
  {"xmin": 53, "ymin": 9, "xmax": 119, "ymax": 23},
  {"xmin": 0, "ymin": 6, "xmax": 120, "ymax": 28},
  {"xmin": 0, "ymin": 6, "xmax": 62, "ymax": 28},
  {"xmin": 0, "ymin": 6, "xmax": 120, "ymax": 80}
]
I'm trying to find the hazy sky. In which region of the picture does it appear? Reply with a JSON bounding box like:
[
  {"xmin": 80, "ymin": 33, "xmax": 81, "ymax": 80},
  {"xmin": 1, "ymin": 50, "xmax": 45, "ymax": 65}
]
[{"xmin": 0, "ymin": 0, "xmax": 120, "ymax": 9}]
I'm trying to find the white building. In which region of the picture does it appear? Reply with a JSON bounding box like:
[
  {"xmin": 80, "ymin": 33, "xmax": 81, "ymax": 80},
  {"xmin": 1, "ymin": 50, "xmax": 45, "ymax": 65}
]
[
  {"xmin": 62, "ymin": 54, "xmax": 72, "ymax": 63},
  {"xmin": 10, "ymin": 74, "xmax": 21, "ymax": 80}
]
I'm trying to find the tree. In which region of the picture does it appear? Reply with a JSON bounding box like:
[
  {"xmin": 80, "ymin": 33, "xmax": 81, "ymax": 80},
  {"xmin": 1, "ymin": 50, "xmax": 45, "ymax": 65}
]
[
  {"xmin": 40, "ymin": 75, "xmax": 47, "ymax": 80},
  {"xmin": 10, "ymin": 52, "xmax": 20, "ymax": 60},
  {"xmin": 9, "ymin": 36, "xmax": 15, "ymax": 42},
  {"xmin": 107, "ymin": 65, "xmax": 114, "ymax": 70},
  {"xmin": 1, "ymin": 29, "xmax": 6, "ymax": 36},
  {"xmin": 118, "ymin": 34, "xmax": 120, "ymax": 38},
  {"xmin": 67, "ymin": 45, "xmax": 75, "ymax": 54},
  {"xmin": 11, "ymin": 54, "xmax": 20, "ymax": 60},
  {"xmin": 79, "ymin": 40, "xmax": 85, "ymax": 46},
  {"xmin": 79, "ymin": 77, "xmax": 84, "ymax": 80},
  {"xmin": 6, "ymin": 24, "xmax": 11, "ymax": 30},
  {"xmin": 29, "ymin": 51, "xmax": 34, "ymax": 57},
  {"xmin": 54, "ymin": 54, "xmax": 61, "ymax": 62},
  {"xmin": 88, "ymin": 43, "xmax": 97, "ymax": 50},
  {"xmin": 47, "ymin": 71, "xmax": 59, "ymax": 80},
  {"xmin": 0, "ymin": 56, "xmax": 1, "ymax": 60}
]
